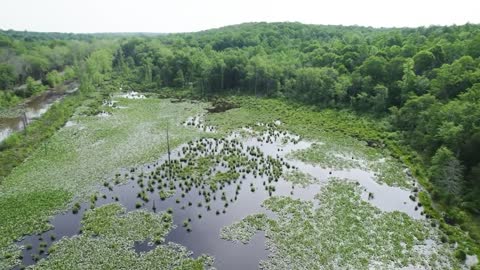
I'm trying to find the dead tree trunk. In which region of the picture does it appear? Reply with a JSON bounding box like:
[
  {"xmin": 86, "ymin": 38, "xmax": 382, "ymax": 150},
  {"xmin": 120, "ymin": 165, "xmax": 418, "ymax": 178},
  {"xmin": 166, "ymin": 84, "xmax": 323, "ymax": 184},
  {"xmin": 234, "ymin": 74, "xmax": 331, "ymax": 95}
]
[
  {"xmin": 166, "ymin": 122, "xmax": 171, "ymax": 179},
  {"xmin": 22, "ymin": 110, "xmax": 28, "ymax": 135}
]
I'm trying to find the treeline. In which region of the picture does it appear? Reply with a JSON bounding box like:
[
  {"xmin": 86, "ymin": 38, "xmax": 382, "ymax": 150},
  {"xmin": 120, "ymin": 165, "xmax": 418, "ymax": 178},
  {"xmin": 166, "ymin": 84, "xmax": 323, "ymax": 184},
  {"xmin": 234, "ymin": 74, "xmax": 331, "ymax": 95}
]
[
  {"xmin": 0, "ymin": 30, "xmax": 117, "ymax": 107},
  {"xmin": 109, "ymin": 22, "xmax": 480, "ymax": 214},
  {"xmin": 0, "ymin": 41, "xmax": 116, "ymax": 182}
]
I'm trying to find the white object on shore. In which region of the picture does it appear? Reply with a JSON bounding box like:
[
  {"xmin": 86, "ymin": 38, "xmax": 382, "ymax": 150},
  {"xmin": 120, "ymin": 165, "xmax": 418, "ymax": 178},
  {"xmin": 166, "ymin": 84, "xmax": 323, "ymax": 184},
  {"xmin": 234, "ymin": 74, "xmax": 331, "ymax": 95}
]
[
  {"xmin": 97, "ymin": 111, "xmax": 111, "ymax": 117},
  {"xmin": 122, "ymin": 91, "xmax": 145, "ymax": 99}
]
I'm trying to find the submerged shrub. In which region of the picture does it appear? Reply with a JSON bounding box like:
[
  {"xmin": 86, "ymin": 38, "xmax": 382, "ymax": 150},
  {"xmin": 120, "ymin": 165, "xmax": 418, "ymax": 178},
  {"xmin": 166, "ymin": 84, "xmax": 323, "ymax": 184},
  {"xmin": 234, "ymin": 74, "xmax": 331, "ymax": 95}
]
[{"xmin": 72, "ymin": 202, "xmax": 81, "ymax": 214}]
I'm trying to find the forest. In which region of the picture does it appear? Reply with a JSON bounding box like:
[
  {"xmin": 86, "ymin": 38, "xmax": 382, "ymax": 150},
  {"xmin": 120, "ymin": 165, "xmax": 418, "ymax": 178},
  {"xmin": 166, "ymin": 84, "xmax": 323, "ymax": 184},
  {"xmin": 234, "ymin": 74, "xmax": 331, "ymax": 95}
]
[{"xmin": 1, "ymin": 22, "xmax": 480, "ymax": 268}]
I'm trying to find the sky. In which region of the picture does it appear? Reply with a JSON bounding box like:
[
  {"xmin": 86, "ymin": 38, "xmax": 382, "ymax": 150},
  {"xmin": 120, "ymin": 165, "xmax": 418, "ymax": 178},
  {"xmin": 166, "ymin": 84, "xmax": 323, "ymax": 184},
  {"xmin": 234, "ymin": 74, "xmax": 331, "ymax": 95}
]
[{"xmin": 1, "ymin": 0, "xmax": 479, "ymax": 33}]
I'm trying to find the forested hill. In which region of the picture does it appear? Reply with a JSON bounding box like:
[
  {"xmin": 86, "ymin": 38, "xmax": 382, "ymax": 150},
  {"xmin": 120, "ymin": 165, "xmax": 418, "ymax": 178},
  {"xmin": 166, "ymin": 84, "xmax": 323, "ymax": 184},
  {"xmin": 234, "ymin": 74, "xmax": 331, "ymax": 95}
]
[{"xmin": 2, "ymin": 22, "xmax": 480, "ymax": 219}]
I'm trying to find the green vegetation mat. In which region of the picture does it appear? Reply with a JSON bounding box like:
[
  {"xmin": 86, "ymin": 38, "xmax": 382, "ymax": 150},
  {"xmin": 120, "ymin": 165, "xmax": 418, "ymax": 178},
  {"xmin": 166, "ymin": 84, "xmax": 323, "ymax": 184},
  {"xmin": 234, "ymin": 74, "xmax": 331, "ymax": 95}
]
[
  {"xmin": 33, "ymin": 203, "xmax": 213, "ymax": 269},
  {"xmin": 222, "ymin": 180, "xmax": 461, "ymax": 269},
  {"xmin": 0, "ymin": 97, "xmax": 210, "ymax": 268}
]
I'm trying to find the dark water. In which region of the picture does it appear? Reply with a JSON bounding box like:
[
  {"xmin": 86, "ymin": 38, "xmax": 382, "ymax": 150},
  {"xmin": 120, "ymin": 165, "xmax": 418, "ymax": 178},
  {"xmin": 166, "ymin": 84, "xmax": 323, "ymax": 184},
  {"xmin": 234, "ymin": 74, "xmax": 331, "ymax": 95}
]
[
  {"xmin": 0, "ymin": 83, "xmax": 78, "ymax": 143},
  {"xmin": 15, "ymin": 125, "xmax": 423, "ymax": 269}
]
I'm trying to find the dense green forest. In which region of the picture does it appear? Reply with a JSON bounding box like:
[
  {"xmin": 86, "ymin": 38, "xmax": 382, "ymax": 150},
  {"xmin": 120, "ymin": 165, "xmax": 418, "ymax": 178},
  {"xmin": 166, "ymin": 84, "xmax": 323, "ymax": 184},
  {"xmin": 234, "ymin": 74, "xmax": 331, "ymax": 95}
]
[
  {"xmin": 0, "ymin": 30, "xmax": 118, "ymax": 107},
  {"xmin": 1, "ymin": 21, "xmax": 480, "ymax": 234}
]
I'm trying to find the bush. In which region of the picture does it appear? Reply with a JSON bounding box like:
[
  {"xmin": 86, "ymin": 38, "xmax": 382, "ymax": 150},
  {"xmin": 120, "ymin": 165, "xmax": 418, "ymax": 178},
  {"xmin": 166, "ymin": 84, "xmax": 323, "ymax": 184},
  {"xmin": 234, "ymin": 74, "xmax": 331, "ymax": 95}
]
[
  {"xmin": 46, "ymin": 70, "xmax": 63, "ymax": 87},
  {"xmin": 63, "ymin": 66, "xmax": 76, "ymax": 81},
  {"xmin": 445, "ymin": 208, "xmax": 468, "ymax": 225},
  {"xmin": 0, "ymin": 90, "xmax": 21, "ymax": 108},
  {"xmin": 23, "ymin": 76, "xmax": 46, "ymax": 97},
  {"xmin": 454, "ymin": 248, "xmax": 467, "ymax": 261}
]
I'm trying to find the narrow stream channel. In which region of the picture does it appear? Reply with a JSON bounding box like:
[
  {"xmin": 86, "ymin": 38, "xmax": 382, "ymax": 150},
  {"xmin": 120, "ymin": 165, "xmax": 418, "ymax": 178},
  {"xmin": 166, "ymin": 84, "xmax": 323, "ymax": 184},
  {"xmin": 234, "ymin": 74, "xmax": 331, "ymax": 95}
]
[{"xmin": 0, "ymin": 82, "xmax": 78, "ymax": 143}]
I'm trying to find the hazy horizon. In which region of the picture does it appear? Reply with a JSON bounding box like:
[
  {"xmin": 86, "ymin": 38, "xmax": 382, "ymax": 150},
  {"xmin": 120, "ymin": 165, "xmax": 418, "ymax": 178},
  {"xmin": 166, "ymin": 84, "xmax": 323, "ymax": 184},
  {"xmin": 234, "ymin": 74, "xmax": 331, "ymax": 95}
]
[
  {"xmin": 2, "ymin": 21, "xmax": 480, "ymax": 35},
  {"xmin": 1, "ymin": 0, "xmax": 479, "ymax": 34}
]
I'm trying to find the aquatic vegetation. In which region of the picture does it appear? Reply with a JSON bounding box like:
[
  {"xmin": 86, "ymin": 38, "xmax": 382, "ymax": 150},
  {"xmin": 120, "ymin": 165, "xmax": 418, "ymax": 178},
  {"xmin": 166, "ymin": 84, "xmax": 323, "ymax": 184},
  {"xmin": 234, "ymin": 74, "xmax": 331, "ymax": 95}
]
[
  {"xmin": 206, "ymin": 97, "xmax": 411, "ymax": 187},
  {"xmin": 32, "ymin": 236, "xmax": 213, "ymax": 269},
  {"xmin": 206, "ymin": 97, "xmax": 480, "ymax": 255},
  {"xmin": 120, "ymin": 134, "xmax": 292, "ymax": 217},
  {"xmin": 289, "ymin": 139, "xmax": 411, "ymax": 188},
  {"xmin": 32, "ymin": 254, "xmax": 40, "ymax": 262},
  {"xmin": 3, "ymin": 94, "xmax": 478, "ymax": 269},
  {"xmin": 289, "ymin": 142, "xmax": 362, "ymax": 170},
  {"xmin": 220, "ymin": 214, "xmax": 270, "ymax": 244},
  {"xmin": 183, "ymin": 115, "xmax": 216, "ymax": 133},
  {"xmin": 210, "ymin": 171, "xmax": 240, "ymax": 187},
  {"xmin": 72, "ymin": 202, "xmax": 81, "ymax": 214},
  {"xmin": 0, "ymin": 244, "xmax": 22, "ymax": 270},
  {"xmin": 222, "ymin": 180, "xmax": 462, "ymax": 269},
  {"xmin": 29, "ymin": 203, "xmax": 213, "ymax": 269},
  {"xmin": 369, "ymin": 157, "xmax": 410, "ymax": 187},
  {"xmin": 0, "ymin": 190, "xmax": 71, "ymax": 268},
  {"xmin": 0, "ymin": 98, "xmax": 208, "ymax": 264},
  {"xmin": 283, "ymin": 170, "xmax": 316, "ymax": 187},
  {"xmin": 159, "ymin": 189, "xmax": 175, "ymax": 200},
  {"xmin": 81, "ymin": 204, "xmax": 173, "ymax": 242}
]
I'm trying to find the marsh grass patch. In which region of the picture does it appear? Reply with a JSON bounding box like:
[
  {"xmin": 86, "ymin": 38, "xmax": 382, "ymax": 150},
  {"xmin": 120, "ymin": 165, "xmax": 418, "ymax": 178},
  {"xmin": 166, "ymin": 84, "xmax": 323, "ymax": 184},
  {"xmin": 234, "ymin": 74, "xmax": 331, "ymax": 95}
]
[
  {"xmin": 221, "ymin": 180, "xmax": 461, "ymax": 269},
  {"xmin": 31, "ymin": 203, "xmax": 213, "ymax": 269},
  {"xmin": 0, "ymin": 98, "xmax": 209, "ymax": 267},
  {"xmin": 282, "ymin": 170, "xmax": 316, "ymax": 187}
]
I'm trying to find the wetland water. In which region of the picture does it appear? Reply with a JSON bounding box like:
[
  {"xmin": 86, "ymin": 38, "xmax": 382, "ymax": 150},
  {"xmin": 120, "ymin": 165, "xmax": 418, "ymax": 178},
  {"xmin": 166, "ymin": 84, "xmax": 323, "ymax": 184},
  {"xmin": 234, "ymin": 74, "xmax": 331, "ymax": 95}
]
[
  {"xmin": 16, "ymin": 119, "xmax": 425, "ymax": 269},
  {"xmin": 0, "ymin": 83, "xmax": 78, "ymax": 143}
]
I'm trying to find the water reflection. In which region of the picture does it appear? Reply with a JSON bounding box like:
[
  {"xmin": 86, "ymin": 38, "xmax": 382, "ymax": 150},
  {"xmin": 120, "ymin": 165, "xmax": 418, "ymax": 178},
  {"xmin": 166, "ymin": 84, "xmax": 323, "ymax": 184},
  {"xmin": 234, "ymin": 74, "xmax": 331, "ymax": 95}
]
[{"xmin": 0, "ymin": 83, "xmax": 78, "ymax": 143}]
